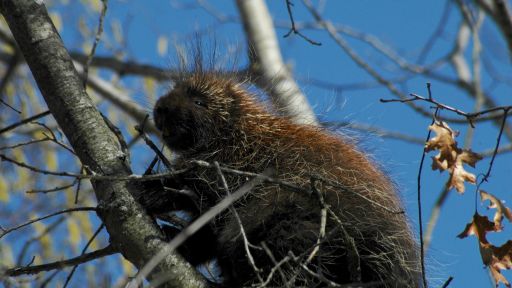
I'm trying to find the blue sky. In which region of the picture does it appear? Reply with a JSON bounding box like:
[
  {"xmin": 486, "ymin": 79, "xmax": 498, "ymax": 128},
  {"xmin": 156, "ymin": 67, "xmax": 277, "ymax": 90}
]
[{"xmin": 5, "ymin": 1, "xmax": 512, "ymax": 287}]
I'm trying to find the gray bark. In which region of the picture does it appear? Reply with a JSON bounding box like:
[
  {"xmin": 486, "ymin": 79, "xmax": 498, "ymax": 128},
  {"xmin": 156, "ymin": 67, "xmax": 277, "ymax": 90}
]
[
  {"xmin": 0, "ymin": 1, "xmax": 205, "ymax": 287},
  {"xmin": 236, "ymin": 0, "xmax": 318, "ymax": 126}
]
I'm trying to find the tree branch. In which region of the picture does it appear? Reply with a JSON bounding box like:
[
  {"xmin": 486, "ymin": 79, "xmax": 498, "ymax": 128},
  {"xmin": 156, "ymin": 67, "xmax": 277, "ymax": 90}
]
[
  {"xmin": 0, "ymin": 1, "xmax": 205, "ymax": 287},
  {"xmin": 3, "ymin": 245, "xmax": 116, "ymax": 277},
  {"xmin": 236, "ymin": 0, "xmax": 318, "ymax": 125}
]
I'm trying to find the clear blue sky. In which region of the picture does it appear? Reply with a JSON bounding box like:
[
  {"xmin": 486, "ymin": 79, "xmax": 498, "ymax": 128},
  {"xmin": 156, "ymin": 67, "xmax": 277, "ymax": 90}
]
[{"xmin": 40, "ymin": 1, "xmax": 512, "ymax": 287}]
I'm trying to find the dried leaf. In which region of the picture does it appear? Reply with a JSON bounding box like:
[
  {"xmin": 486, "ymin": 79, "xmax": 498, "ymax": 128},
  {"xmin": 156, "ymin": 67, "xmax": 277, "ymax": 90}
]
[
  {"xmin": 490, "ymin": 241, "xmax": 512, "ymax": 288},
  {"xmin": 448, "ymin": 154, "xmax": 477, "ymax": 193},
  {"xmin": 425, "ymin": 121, "xmax": 457, "ymax": 152},
  {"xmin": 480, "ymin": 190, "xmax": 512, "ymax": 231},
  {"xmin": 458, "ymin": 213, "xmax": 497, "ymax": 243},
  {"xmin": 425, "ymin": 121, "xmax": 482, "ymax": 193},
  {"xmin": 460, "ymin": 149, "xmax": 482, "ymax": 168},
  {"xmin": 458, "ymin": 213, "xmax": 512, "ymax": 287}
]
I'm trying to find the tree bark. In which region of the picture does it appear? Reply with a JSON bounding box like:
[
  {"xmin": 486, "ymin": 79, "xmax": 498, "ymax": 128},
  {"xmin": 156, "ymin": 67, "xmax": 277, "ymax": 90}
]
[
  {"xmin": 236, "ymin": 0, "xmax": 318, "ymax": 126},
  {"xmin": 0, "ymin": 1, "xmax": 205, "ymax": 287}
]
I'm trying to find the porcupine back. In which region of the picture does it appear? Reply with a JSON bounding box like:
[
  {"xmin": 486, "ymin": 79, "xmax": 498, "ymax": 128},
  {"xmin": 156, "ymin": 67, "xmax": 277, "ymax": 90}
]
[{"xmin": 152, "ymin": 67, "xmax": 420, "ymax": 287}]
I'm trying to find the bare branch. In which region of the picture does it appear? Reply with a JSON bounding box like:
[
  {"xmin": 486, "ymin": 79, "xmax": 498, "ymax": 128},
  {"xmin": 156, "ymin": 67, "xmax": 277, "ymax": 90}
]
[
  {"xmin": 381, "ymin": 92, "xmax": 512, "ymax": 126},
  {"xmin": 213, "ymin": 161, "xmax": 263, "ymax": 283},
  {"xmin": 16, "ymin": 217, "xmax": 66, "ymax": 266},
  {"xmin": 63, "ymin": 224, "xmax": 106, "ymax": 287},
  {"xmin": 0, "ymin": 207, "xmax": 96, "ymax": 240},
  {"xmin": 283, "ymin": 0, "xmax": 321, "ymax": 45},
  {"xmin": 236, "ymin": 0, "xmax": 318, "ymax": 125},
  {"xmin": 474, "ymin": 0, "xmax": 512, "ymax": 56},
  {"xmin": 3, "ymin": 245, "xmax": 116, "ymax": 277},
  {"xmin": 0, "ymin": 110, "xmax": 51, "ymax": 135},
  {"xmin": 26, "ymin": 180, "xmax": 77, "ymax": 194},
  {"xmin": 82, "ymin": 0, "xmax": 108, "ymax": 87}
]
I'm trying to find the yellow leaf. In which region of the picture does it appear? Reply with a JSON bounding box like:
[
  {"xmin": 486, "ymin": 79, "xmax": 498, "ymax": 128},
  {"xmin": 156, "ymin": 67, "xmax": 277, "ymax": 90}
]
[
  {"xmin": 67, "ymin": 218, "xmax": 81, "ymax": 249},
  {"xmin": 0, "ymin": 175, "xmax": 9, "ymax": 202},
  {"xmin": 46, "ymin": 150, "xmax": 58, "ymax": 171},
  {"xmin": 0, "ymin": 244, "xmax": 14, "ymax": 266},
  {"xmin": 49, "ymin": 12, "xmax": 62, "ymax": 32},
  {"xmin": 143, "ymin": 77, "xmax": 156, "ymax": 97},
  {"xmin": 5, "ymin": 82, "xmax": 15, "ymax": 98},
  {"xmin": 13, "ymin": 149, "xmax": 29, "ymax": 191},
  {"xmin": 81, "ymin": 0, "xmax": 101, "ymax": 12},
  {"xmin": 157, "ymin": 35, "xmax": 168, "ymax": 56},
  {"xmin": 77, "ymin": 213, "xmax": 97, "ymax": 250},
  {"xmin": 22, "ymin": 79, "xmax": 36, "ymax": 101},
  {"xmin": 120, "ymin": 256, "xmax": 136, "ymax": 275},
  {"xmin": 32, "ymin": 220, "xmax": 53, "ymax": 259},
  {"xmin": 0, "ymin": 42, "xmax": 14, "ymax": 54},
  {"xmin": 82, "ymin": 42, "xmax": 93, "ymax": 54}
]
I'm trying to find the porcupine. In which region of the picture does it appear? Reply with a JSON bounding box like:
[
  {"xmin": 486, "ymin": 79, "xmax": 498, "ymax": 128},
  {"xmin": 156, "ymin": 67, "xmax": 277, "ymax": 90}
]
[{"xmin": 138, "ymin": 58, "xmax": 420, "ymax": 287}]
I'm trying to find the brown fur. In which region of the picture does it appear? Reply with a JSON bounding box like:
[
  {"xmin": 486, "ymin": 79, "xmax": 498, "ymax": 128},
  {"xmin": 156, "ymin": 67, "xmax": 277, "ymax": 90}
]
[{"xmin": 150, "ymin": 69, "xmax": 420, "ymax": 287}]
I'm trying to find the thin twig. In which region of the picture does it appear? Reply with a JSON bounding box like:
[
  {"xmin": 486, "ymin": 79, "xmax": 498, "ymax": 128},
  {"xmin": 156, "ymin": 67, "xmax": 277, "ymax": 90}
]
[
  {"xmin": 63, "ymin": 224, "xmax": 106, "ymax": 287},
  {"xmin": 0, "ymin": 110, "xmax": 51, "ymax": 135},
  {"xmin": 441, "ymin": 276, "xmax": 454, "ymax": 288},
  {"xmin": 0, "ymin": 207, "xmax": 96, "ymax": 239},
  {"xmin": 135, "ymin": 116, "xmax": 172, "ymax": 169},
  {"xmin": 283, "ymin": 0, "xmax": 321, "ymax": 45},
  {"xmin": 213, "ymin": 161, "xmax": 263, "ymax": 283},
  {"xmin": 83, "ymin": 0, "xmax": 108, "ymax": 87},
  {"xmin": 127, "ymin": 169, "xmax": 271, "ymax": 288},
  {"xmin": 26, "ymin": 180, "xmax": 77, "ymax": 194},
  {"xmin": 16, "ymin": 217, "xmax": 66, "ymax": 265},
  {"xmin": 416, "ymin": 85, "xmax": 438, "ymax": 288},
  {"xmin": 0, "ymin": 138, "xmax": 49, "ymax": 151},
  {"xmin": 256, "ymin": 244, "xmax": 292, "ymax": 288},
  {"xmin": 305, "ymin": 178, "xmax": 326, "ymax": 264},
  {"xmin": 259, "ymin": 242, "xmax": 289, "ymax": 287},
  {"xmin": 3, "ymin": 245, "xmax": 116, "ymax": 277},
  {"xmin": 423, "ymin": 186, "xmax": 450, "ymax": 252},
  {"xmin": 477, "ymin": 108, "xmax": 510, "ymax": 187},
  {"xmin": 381, "ymin": 93, "xmax": 512, "ymax": 128},
  {"xmin": 0, "ymin": 52, "xmax": 22, "ymax": 113}
]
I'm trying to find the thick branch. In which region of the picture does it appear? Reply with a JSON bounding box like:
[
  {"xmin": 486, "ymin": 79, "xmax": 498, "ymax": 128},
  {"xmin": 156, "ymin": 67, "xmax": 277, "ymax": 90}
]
[
  {"xmin": 236, "ymin": 0, "xmax": 318, "ymax": 126},
  {"xmin": 0, "ymin": 1, "xmax": 205, "ymax": 287},
  {"xmin": 474, "ymin": 0, "xmax": 512, "ymax": 56}
]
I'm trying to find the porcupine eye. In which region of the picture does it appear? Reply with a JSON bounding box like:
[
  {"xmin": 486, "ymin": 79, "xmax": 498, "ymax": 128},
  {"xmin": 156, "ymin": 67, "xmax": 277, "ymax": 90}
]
[
  {"xmin": 185, "ymin": 86, "xmax": 207, "ymax": 108},
  {"xmin": 194, "ymin": 100, "xmax": 206, "ymax": 108}
]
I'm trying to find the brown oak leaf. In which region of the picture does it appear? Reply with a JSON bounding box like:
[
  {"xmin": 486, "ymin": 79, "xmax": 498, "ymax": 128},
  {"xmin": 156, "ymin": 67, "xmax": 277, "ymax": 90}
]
[
  {"xmin": 458, "ymin": 213, "xmax": 498, "ymax": 265},
  {"xmin": 458, "ymin": 213, "xmax": 512, "ymax": 287},
  {"xmin": 426, "ymin": 121, "xmax": 457, "ymax": 170},
  {"xmin": 447, "ymin": 151, "xmax": 480, "ymax": 193},
  {"xmin": 425, "ymin": 121, "xmax": 482, "ymax": 193},
  {"xmin": 480, "ymin": 190, "xmax": 512, "ymax": 231},
  {"xmin": 490, "ymin": 241, "xmax": 512, "ymax": 288}
]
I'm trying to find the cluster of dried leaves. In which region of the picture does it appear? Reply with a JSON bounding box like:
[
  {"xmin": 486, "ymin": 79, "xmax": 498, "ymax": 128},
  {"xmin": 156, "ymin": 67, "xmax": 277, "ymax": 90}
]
[
  {"xmin": 426, "ymin": 121, "xmax": 512, "ymax": 287},
  {"xmin": 425, "ymin": 121, "xmax": 482, "ymax": 193},
  {"xmin": 458, "ymin": 191, "xmax": 512, "ymax": 288}
]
